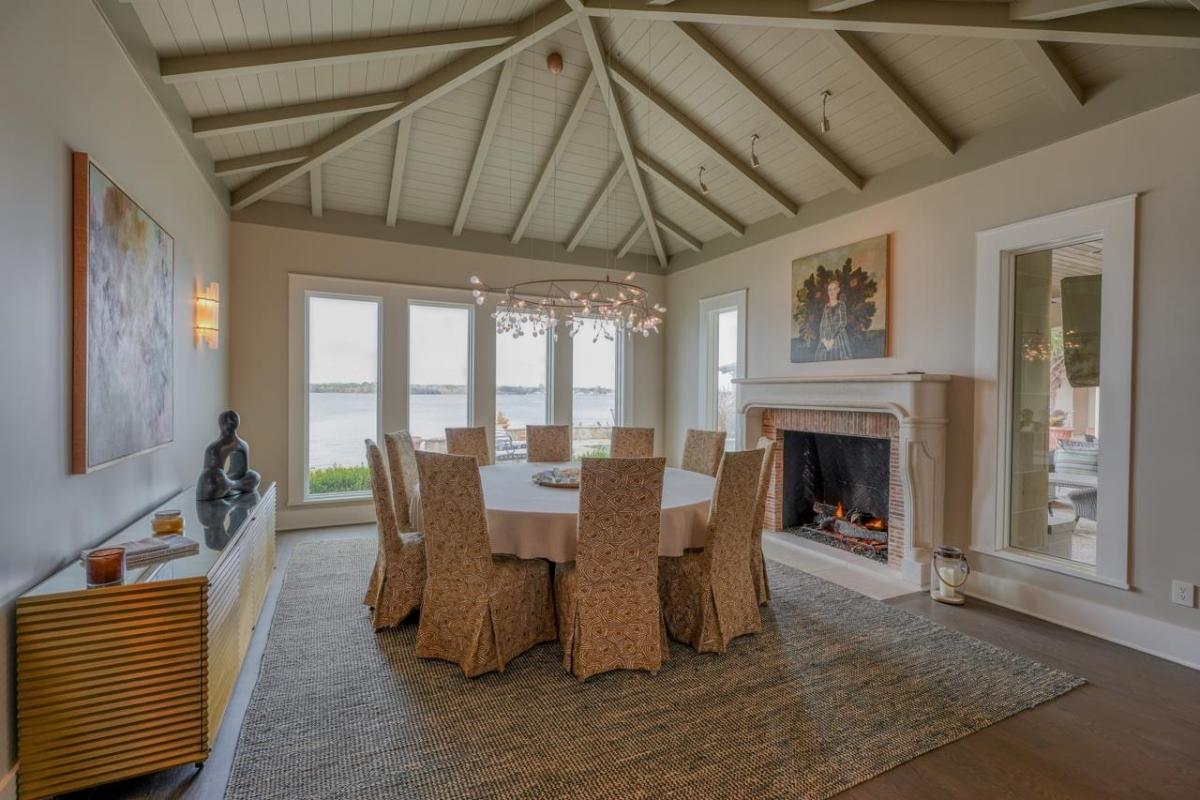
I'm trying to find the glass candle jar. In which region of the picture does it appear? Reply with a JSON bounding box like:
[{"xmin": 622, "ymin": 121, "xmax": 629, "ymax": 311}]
[
  {"xmin": 85, "ymin": 548, "xmax": 126, "ymax": 588},
  {"xmin": 931, "ymin": 545, "xmax": 969, "ymax": 605},
  {"xmin": 152, "ymin": 510, "xmax": 185, "ymax": 535}
]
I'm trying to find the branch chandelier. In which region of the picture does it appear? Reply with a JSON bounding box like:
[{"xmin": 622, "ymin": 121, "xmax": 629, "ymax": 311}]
[
  {"xmin": 472, "ymin": 44, "xmax": 666, "ymax": 342},
  {"xmin": 470, "ymin": 273, "xmax": 666, "ymax": 341}
]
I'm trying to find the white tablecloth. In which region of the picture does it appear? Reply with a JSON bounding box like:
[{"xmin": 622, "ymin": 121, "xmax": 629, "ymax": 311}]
[{"xmin": 409, "ymin": 461, "xmax": 714, "ymax": 563}]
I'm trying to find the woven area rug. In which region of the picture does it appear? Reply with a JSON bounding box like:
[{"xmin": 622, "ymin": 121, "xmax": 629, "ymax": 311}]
[{"xmin": 225, "ymin": 539, "xmax": 1083, "ymax": 800}]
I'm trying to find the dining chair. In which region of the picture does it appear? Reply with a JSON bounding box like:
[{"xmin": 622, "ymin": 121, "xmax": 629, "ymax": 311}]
[
  {"xmin": 445, "ymin": 426, "xmax": 492, "ymax": 465},
  {"xmin": 555, "ymin": 457, "xmax": 668, "ymax": 682},
  {"xmin": 414, "ymin": 451, "xmax": 556, "ymax": 677},
  {"xmin": 362, "ymin": 440, "xmax": 426, "ymax": 630},
  {"xmin": 659, "ymin": 448, "xmax": 764, "ymax": 653},
  {"xmin": 526, "ymin": 424, "xmax": 572, "ymax": 462},
  {"xmin": 610, "ymin": 426, "xmax": 655, "ymax": 458},
  {"xmin": 681, "ymin": 429, "xmax": 726, "ymax": 476},
  {"xmin": 752, "ymin": 436, "xmax": 776, "ymax": 606},
  {"xmin": 383, "ymin": 431, "xmax": 419, "ymax": 533}
]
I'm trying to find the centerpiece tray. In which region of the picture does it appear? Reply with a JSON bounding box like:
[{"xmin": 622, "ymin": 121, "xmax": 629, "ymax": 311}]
[{"xmin": 532, "ymin": 466, "xmax": 580, "ymax": 489}]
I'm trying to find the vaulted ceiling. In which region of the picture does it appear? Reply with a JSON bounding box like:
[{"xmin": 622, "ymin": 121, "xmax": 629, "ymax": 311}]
[{"xmin": 117, "ymin": 0, "xmax": 1200, "ymax": 272}]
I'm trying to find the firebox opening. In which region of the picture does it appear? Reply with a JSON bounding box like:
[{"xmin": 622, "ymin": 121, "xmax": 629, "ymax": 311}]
[{"xmin": 782, "ymin": 430, "xmax": 890, "ymax": 563}]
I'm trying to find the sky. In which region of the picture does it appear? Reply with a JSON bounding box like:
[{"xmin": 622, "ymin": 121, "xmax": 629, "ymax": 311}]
[{"xmin": 309, "ymin": 297, "xmax": 617, "ymax": 388}]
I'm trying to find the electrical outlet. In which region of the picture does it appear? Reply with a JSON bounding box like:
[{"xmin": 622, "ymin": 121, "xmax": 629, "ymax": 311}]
[{"xmin": 1171, "ymin": 580, "xmax": 1196, "ymax": 608}]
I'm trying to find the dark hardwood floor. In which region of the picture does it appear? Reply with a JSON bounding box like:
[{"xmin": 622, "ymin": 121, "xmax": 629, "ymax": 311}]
[{"xmin": 62, "ymin": 528, "xmax": 1200, "ymax": 799}]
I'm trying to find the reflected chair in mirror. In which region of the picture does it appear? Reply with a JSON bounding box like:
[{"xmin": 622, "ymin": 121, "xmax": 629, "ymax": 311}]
[
  {"xmin": 363, "ymin": 440, "xmax": 426, "ymax": 630},
  {"xmin": 414, "ymin": 451, "xmax": 556, "ymax": 677},
  {"xmin": 555, "ymin": 457, "xmax": 668, "ymax": 682},
  {"xmin": 363, "ymin": 430, "xmax": 420, "ymax": 608},
  {"xmin": 445, "ymin": 426, "xmax": 492, "ymax": 466},
  {"xmin": 681, "ymin": 429, "xmax": 725, "ymax": 477},
  {"xmin": 526, "ymin": 424, "xmax": 572, "ymax": 462},
  {"xmin": 610, "ymin": 426, "xmax": 655, "ymax": 459},
  {"xmin": 659, "ymin": 448, "xmax": 764, "ymax": 653},
  {"xmin": 752, "ymin": 436, "xmax": 776, "ymax": 606}
]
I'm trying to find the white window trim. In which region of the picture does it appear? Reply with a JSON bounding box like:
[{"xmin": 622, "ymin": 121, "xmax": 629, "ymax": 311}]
[
  {"xmin": 294, "ymin": 288, "xmax": 383, "ymax": 506},
  {"xmin": 697, "ymin": 290, "xmax": 747, "ymax": 449},
  {"xmin": 972, "ymin": 195, "xmax": 1135, "ymax": 589},
  {"xmin": 408, "ymin": 298, "xmax": 477, "ymax": 435}
]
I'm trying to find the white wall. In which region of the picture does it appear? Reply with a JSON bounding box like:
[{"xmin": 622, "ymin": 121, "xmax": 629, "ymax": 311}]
[
  {"xmin": 665, "ymin": 94, "xmax": 1200, "ymax": 659},
  {"xmin": 230, "ymin": 221, "xmax": 666, "ymax": 529},
  {"xmin": 0, "ymin": 2, "xmax": 231, "ymax": 793}
]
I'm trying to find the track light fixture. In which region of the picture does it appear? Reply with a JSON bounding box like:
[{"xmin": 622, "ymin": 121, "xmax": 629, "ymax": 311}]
[
  {"xmin": 820, "ymin": 90, "xmax": 832, "ymax": 134},
  {"xmin": 750, "ymin": 134, "xmax": 761, "ymax": 169},
  {"xmin": 698, "ymin": 166, "xmax": 710, "ymax": 195}
]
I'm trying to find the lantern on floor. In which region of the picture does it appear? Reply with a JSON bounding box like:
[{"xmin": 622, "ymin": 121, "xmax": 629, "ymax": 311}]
[{"xmin": 931, "ymin": 545, "xmax": 970, "ymax": 605}]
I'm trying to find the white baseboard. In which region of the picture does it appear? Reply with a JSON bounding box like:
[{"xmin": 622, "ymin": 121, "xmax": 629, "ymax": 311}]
[
  {"xmin": 0, "ymin": 761, "xmax": 17, "ymax": 800},
  {"xmin": 968, "ymin": 570, "xmax": 1200, "ymax": 671},
  {"xmin": 277, "ymin": 503, "xmax": 374, "ymax": 531}
]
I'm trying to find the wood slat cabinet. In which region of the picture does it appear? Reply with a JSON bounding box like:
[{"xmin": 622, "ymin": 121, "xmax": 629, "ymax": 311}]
[{"xmin": 16, "ymin": 484, "xmax": 276, "ymax": 800}]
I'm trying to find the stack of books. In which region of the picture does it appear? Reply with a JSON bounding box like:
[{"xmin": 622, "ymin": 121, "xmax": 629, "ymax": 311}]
[{"xmin": 82, "ymin": 535, "xmax": 199, "ymax": 568}]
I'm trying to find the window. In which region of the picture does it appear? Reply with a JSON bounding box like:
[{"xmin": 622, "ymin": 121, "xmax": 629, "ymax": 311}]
[
  {"xmin": 495, "ymin": 324, "xmax": 551, "ymax": 462},
  {"xmin": 974, "ymin": 195, "xmax": 1134, "ymax": 588},
  {"xmin": 571, "ymin": 317, "xmax": 619, "ymax": 458},
  {"xmin": 408, "ymin": 302, "xmax": 473, "ymax": 452},
  {"xmin": 699, "ymin": 291, "xmax": 747, "ymax": 450},
  {"xmin": 305, "ymin": 293, "xmax": 380, "ymax": 500},
  {"xmin": 1008, "ymin": 241, "xmax": 1103, "ymax": 566}
]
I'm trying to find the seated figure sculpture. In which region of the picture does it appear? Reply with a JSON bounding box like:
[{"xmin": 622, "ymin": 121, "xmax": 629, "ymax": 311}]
[{"xmin": 196, "ymin": 410, "xmax": 262, "ymax": 501}]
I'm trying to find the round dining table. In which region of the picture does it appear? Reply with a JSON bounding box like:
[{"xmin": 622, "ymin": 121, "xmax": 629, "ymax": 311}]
[{"xmin": 409, "ymin": 461, "xmax": 715, "ymax": 563}]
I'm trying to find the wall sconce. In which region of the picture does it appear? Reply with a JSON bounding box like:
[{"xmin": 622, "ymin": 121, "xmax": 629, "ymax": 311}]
[{"xmin": 195, "ymin": 281, "xmax": 220, "ymax": 349}]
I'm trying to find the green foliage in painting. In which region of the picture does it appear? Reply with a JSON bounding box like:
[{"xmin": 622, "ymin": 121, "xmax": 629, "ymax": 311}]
[{"xmin": 792, "ymin": 259, "xmax": 879, "ymax": 346}]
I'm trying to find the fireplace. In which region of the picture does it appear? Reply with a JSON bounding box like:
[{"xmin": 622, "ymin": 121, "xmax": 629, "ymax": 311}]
[
  {"xmin": 736, "ymin": 374, "xmax": 950, "ymax": 588},
  {"xmin": 782, "ymin": 431, "xmax": 892, "ymax": 563}
]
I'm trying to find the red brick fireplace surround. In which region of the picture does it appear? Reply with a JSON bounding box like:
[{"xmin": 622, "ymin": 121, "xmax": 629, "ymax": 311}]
[{"xmin": 760, "ymin": 409, "xmax": 905, "ymax": 569}]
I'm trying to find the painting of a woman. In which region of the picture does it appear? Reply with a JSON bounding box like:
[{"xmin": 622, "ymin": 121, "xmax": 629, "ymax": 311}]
[{"xmin": 816, "ymin": 279, "xmax": 854, "ymax": 361}]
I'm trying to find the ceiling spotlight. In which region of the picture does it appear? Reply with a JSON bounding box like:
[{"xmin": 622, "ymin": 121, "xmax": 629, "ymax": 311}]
[
  {"xmin": 750, "ymin": 134, "xmax": 761, "ymax": 169},
  {"xmin": 820, "ymin": 90, "xmax": 832, "ymax": 134},
  {"xmin": 698, "ymin": 166, "xmax": 710, "ymax": 195}
]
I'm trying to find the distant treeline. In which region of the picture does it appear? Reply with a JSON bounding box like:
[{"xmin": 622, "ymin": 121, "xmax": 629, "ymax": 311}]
[{"xmin": 311, "ymin": 382, "xmax": 612, "ymax": 395}]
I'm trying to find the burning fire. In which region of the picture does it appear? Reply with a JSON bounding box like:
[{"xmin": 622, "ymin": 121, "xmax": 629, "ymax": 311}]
[
  {"xmin": 834, "ymin": 501, "xmax": 846, "ymax": 519},
  {"xmin": 865, "ymin": 518, "xmax": 886, "ymax": 531}
]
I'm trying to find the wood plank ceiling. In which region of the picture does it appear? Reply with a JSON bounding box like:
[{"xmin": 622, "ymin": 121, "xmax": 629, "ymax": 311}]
[{"xmin": 125, "ymin": 0, "xmax": 1200, "ymax": 271}]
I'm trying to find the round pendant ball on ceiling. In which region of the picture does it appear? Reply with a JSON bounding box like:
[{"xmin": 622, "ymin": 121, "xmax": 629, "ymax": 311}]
[{"xmin": 546, "ymin": 52, "xmax": 564, "ymax": 75}]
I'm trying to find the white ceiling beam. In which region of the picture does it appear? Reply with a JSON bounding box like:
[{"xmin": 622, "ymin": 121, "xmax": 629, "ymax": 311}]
[
  {"xmin": 160, "ymin": 24, "xmax": 516, "ymax": 83},
  {"xmin": 309, "ymin": 166, "xmax": 323, "ymax": 217},
  {"xmin": 671, "ymin": 24, "xmax": 860, "ymax": 195},
  {"xmin": 1190, "ymin": 1, "xmax": 1200, "ymax": 12},
  {"xmin": 385, "ymin": 117, "xmax": 413, "ymax": 227},
  {"xmin": 655, "ymin": 216, "xmax": 702, "ymax": 252},
  {"xmin": 609, "ymin": 57, "xmax": 809, "ymax": 209},
  {"xmin": 818, "ymin": 30, "xmax": 955, "ymax": 157},
  {"xmin": 1010, "ymin": 0, "xmax": 1142, "ymax": 22},
  {"xmin": 453, "ymin": 59, "xmax": 517, "ymax": 236},
  {"xmin": 214, "ymin": 147, "xmax": 308, "ymax": 177},
  {"xmin": 566, "ymin": 162, "xmax": 627, "ymax": 253},
  {"xmin": 634, "ymin": 149, "xmax": 745, "ymax": 238},
  {"xmin": 616, "ymin": 221, "xmax": 648, "ymax": 259},
  {"xmin": 231, "ymin": 2, "xmax": 574, "ymax": 211},
  {"xmin": 565, "ymin": 2, "xmax": 668, "ymax": 269},
  {"xmin": 809, "ymin": 0, "xmax": 877, "ymax": 11},
  {"xmin": 580, "ymin": 0, "xmax": 1200, "ymax": 49},
  {"xmin": 1014, "ymin": 40, "xmax": 1085, "ymax": 109},
  {"xmin": 193, "ymin": 90, "xmax": 405, "ymax": 138},
  {"xmin": 512, "ymin": 72, "xmax": 597, "ymax": 244}
]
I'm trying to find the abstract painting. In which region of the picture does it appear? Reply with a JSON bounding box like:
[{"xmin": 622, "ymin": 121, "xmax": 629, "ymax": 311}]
[
  {"xmin": 791, "ymin": 234, "xmax": 889, "ymax": 364},
  {"xmin": 72, "ymin": 153, "xmax": 174, "ymax": 473}
]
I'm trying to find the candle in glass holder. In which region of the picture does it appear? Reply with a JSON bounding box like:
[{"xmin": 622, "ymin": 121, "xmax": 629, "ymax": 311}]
[{"xmin": 86, "ymin": 547, "xmax": 125, "ymax": 588}]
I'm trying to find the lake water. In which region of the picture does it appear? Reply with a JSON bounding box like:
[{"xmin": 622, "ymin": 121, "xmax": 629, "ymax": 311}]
[{"xmin": 308, "ymin": 391, "xmax": 616, "ymax": 470}]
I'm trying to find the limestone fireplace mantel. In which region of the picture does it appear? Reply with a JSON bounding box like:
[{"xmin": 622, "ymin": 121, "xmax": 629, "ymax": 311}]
[{"xmin": 735, "ymin": 374, "xmax": 951, "ymax": 588}]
